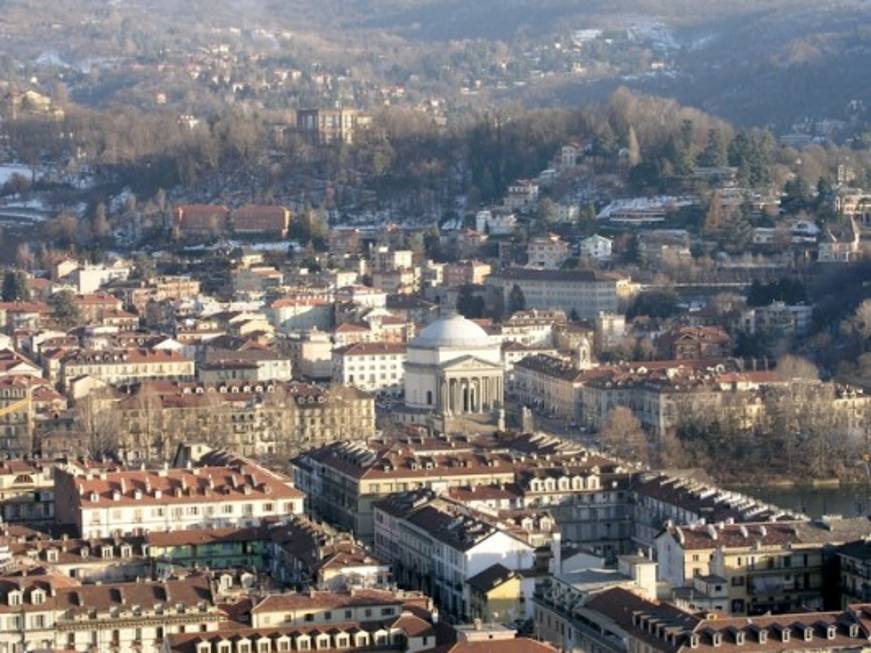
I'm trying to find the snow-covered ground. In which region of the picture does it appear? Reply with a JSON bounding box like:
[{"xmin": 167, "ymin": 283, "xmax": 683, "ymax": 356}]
[{"xmin": 0, "ymin": 164, "xmax": 36, "ymax": 186}]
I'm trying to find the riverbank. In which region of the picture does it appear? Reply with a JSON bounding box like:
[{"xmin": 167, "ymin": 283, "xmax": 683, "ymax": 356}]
[
  {"xmin": 728, "ymin": 478, "xmax": 847, "ymax": 490},
  {"xmin": 724, "ymin": 483, "xmax": 871, "ymax": 519}
]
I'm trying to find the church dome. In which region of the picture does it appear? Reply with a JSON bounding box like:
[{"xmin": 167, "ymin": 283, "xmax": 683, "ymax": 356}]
[{"xmin": 412, "ymin": 314, "xmax": 491, "ymax": 349}]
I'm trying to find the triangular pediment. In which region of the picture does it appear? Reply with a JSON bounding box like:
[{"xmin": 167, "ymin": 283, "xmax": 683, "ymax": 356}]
[{"xmin": 440, "ymin": 355, "xmax": 502, "ymax": 371}]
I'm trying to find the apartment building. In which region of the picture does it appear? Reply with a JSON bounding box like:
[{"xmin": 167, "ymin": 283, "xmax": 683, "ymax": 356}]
[
  {"xmin": 838, "ymin": 540, "xmax": 871, "ymax": 606},
  {"xmin": 296, "ymin": 108, "xmax": 369, "ymax": 145},
  {"xmin": 0, "ymin": 574, "xmax": 222, "ymax": 653},
  {"xmin": 230, "ymin": 205, "xmax": 292, "ymax": 238},
  {"xmin": 632, "ymin": 473, "xmax": 801, "ymax": 552},
  {"xmin": 442, "ymin": 261, "xmax": 492, "ymax": 288},
  {"xmin": 373, "ymin": 491, "xmax": 540, "ymax": 620},
  {"xmin": 60, "ymin": 348, "xmax": 195, "ymax": 389},
  {"xmin": 580, "ymin": 235, "xmax": 613, "ymax": 262},
  {"xmin": 332, "ymin": 342, "xmax": 407, "ymax": 397},
  {"xmin": 656, "ymin": 517, "xmax": 871, "ymax": 615},
  {"xmin": 371, "ymin": 268, "xmax": 420, "ymax": 295},
  {"xmin": 294, "ymin": 432, "xmax": 637, "ymax": 559},
  {"xmin": 202, "ymin": 342, "xmax": 293, "ymax": 382},
  {"xmin": 119, "ymin": 276, "xmax": 202, "ymax": 314},
  {"xmin": 504, "ymin": 179, "xmax": 540, "ymax": 211},
  {"xmin": 118, "ymin": 381, "xmax": 375, "ymax": 461},
  {"xmin": 475, "ymin": 209, "xmax": 517, "ymax": 236},
  {"xmin": 267, "ymin": 516, "xmax": 391, "ymax": 590},
  {"xmin": 292, "ymin": 439, "xmax": 518, "ymax": 543},
  {"xmin": 512, "ymin": 355, "xmax": 589, "ymax": 421},
  {"xmin": 568, "ymin": 587, "xmax": 871, "ymax": 653},
  {"xmin": 0, "ymin": 376, "xmax": 33, "ymax": 456},
  {"xmin": 737, "ymin": 302, "xmax": 814, "ymax": 338},
  {"xmin": 4, "ymin": 534, "xmax": 150, "ymax": 583},
  {"xmin": 173, "ymin": 204, "xmax": 230, "ymax": 238},
  {"xmin": 250, "ymin": 588, "xmax": 430, "ymax": 629},
  {"xmin": 269, "ymin": 296, "xmax": 334, "ymax": 333},
  {"xmin": 70, "ymin": 261, "xmax": 132, "ymax": 294},
  {"xmin": 527, "ymin": 235, "xmax": 571, "ymax": 270},
  {"xmin": 72, "ymin": 292, "xmax": 124, "ymax": 323},
  {"xmin": 534, "ymin": 563, "xmax": 660, "ymax": 653},
  {"xmin": 166, "ymin": 598, "xmax": 442, "ymax": 653},
  {"xmin": 656, "ymin": 326, "xmax": 732, "ymax": 361},
  {"xmin": 488, "ymin": 269, "xmax": 625, "ymax": 319},
  {"xmin": 0, "ymin": 458, "xmax": 54, "ymax": 523},
  {"xmin": 500, "ymin": 309, "xmax": 567, "ymax": 347},
  {"xmin": 836, "ymin": 187, "xmax": 871, "ymax": 234},
  {"xmin": 54, "ymin": 456, "xmax": 304, "ymax": 538},
  {"xmin": 579, "ymin": 363, "xmax": 783, "ymax": 436}
]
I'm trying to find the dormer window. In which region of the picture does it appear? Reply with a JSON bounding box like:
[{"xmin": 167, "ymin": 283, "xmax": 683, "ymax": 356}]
[
  {"xmin": 8, "ymin": 590, "xmax": 22, "ymax": 606},
  {"xmin": 758, "ymin": 630, "xmax": 768, "ymax": 644},
  {"xmin": 46, "ymin": 549, "xmax": 59, "ymax": 562},
  {"xmin": 781, "ymin": 629, "xmax": 790, "ymax": 643},
  {"xmin": 827, "ymin": 626, "xmax": 836, "ymax": 640},
  {"xmin": 735, "ymin": 631, "xmax": 745, "ymax": 645},
  {"xmin": 196, "ymin": 643, "xmax": 211, "ymax": 653},
  {"xmin": 849, "ymin": 624, "xmax": 860, "ymax": 638},
  {"xmin": 803, "ymin": 627, "xmax": 813, "ymax": 642},
  {"xmin": 712, "ymin": 633, "xmax": 722, "ymax": 647},
  {"xmin": 30, "ymin": 589, "xmax": 46, "ymax": 605},
  {"xmin": 689, "ymin": 635, "xmax": 699, "ymax": 649}
]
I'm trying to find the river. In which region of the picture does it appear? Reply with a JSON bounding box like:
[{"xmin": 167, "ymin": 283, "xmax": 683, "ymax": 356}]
[{"xmin": 728, "ymin": 484, "xmax": 871, "ymax": 519}]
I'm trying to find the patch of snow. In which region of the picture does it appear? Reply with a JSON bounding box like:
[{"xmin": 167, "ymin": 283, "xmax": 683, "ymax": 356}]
[{"xmin": 0, "ymin": 164, "xmax": 36, "ymax": 186}]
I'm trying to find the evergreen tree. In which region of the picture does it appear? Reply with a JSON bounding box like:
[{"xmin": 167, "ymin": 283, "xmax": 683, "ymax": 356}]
[
  {"xmin": 507, "ymin": 283, "xmax": 526, "ymax": 314},
  {"xmin": 456, "ymin": 285, "xmax": 484, "ymax": 319},
  {"xmin": 48, "ymin": 290, "xmax": 81, "ymax": 329},
  {"xmin": 1, "ymin": 269, "xmax": 29, "ymax": 302},
  {"xmin": 699, "ymin": 128, "xmax": 728, "ymax": 167}
]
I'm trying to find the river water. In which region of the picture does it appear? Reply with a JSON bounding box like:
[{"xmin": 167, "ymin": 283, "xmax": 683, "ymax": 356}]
[{"xmin": 730, "ymin": 485, "xmax": 871, "ymax": 519}]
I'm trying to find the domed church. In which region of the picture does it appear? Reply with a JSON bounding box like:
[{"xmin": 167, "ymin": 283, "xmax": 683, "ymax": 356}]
[{"xmin": 402, "ymin": 313, "xmax": 504, "ymax": 428}]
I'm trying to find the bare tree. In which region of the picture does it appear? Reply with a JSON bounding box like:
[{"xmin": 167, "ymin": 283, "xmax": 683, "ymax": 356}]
[
  {"xmin": 599, "ymin": 406, "xmax": 648, "ymax": 464},
  {"xmin": 76, "ymin": 392, "xmax": 122, "ymax": 458},
  {"xmin": 775, "ymin": 354, "xmax": 819, "ymax": 381}
]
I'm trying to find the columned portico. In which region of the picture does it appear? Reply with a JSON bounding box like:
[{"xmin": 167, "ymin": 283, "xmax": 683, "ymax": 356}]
[{"xmin": 441, "ymin": 371, "xmax": 502, "ymax": 416}]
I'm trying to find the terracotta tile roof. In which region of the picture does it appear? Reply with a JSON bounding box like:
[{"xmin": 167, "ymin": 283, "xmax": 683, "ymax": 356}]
[
  {"xmin": 62, "ymin": 348, "xmax": 192, "ymax": 365},
  {"xmin": 666, "ymin": 518, "xmax": 871, "ymax": 550},
  {"xmin": 69, "ymin": 461, "xmax": 302, "ymax": 508},
  {"xmin": 146, "ymin": 525, "xmax": 266, "ymax": 548},
  {"xmin": 251, "ymin": 589, "xmax": 409, "ymax": 613},
  {"xmin": 333, "ymin": 342, "xmax": 407, "ymax": 356},
  {"xmin": 442, "ymin": 639, "xmax": 558, "ymax": 653},
  {"xmin": 0, "ymin": 301, "xmax": 48, "ymax": 313}
]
